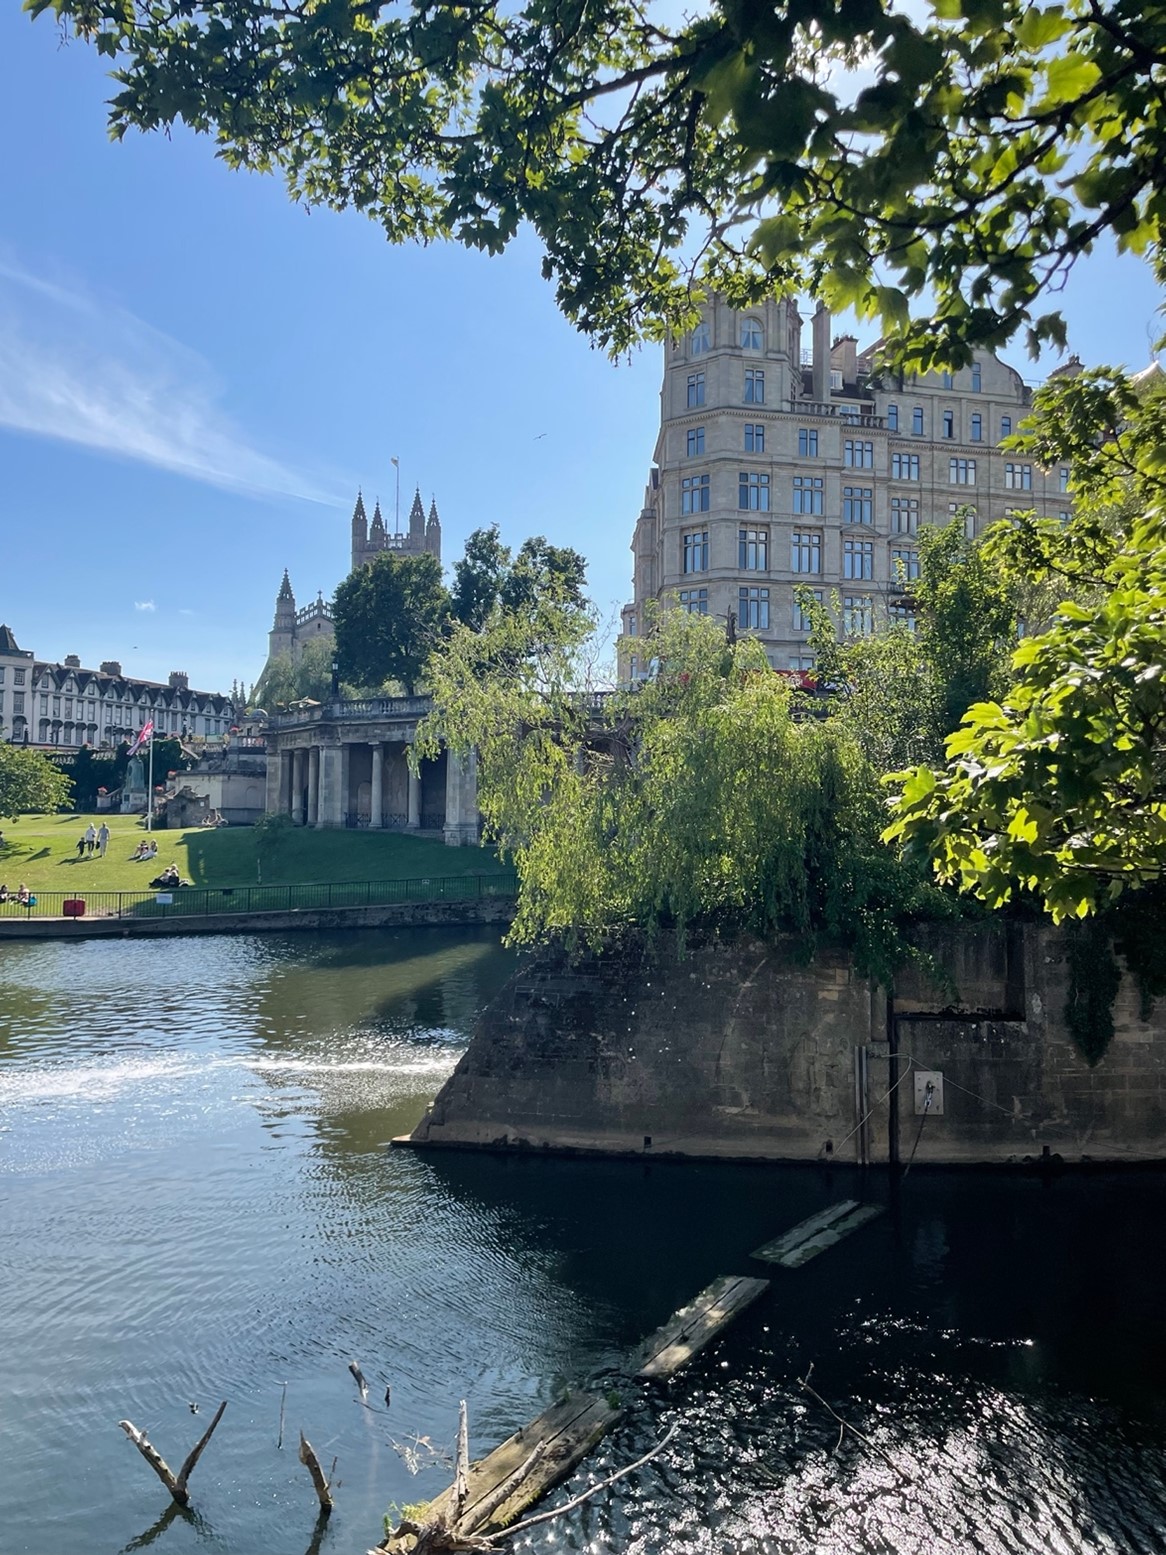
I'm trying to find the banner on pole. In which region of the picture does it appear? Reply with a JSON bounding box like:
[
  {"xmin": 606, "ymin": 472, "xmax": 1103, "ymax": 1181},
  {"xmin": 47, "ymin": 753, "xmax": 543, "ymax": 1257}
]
[{"xmin": 127, "ymin": 720, "xmax": 155, "ymax": 757}]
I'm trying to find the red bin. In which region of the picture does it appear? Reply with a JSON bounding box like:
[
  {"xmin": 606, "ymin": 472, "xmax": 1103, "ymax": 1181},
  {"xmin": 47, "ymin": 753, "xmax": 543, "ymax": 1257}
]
[{"xmin": 62, "ymin": 899, "xmax": 86, "ymax": 918}]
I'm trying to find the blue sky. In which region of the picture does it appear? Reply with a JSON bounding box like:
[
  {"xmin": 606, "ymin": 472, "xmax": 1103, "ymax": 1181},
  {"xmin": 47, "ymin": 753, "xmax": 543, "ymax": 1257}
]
[{"xmin": 1, "ymin": 8, "xmax": 1163, "ymax": 695}]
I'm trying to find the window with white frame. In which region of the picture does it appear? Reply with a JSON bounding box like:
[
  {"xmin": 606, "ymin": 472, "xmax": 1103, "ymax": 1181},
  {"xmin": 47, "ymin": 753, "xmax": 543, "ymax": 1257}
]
[
  {"xmin": 791, "ymin": 531, "xmax": 822, "ymax": 573},
  {"xmin": 798, "ymin": 427, "xmax": 818, "ymax": 457},
  {"xmin": 687, "ymin": 372, "xmax": 705, "ymax": 408},
  {"xmin": 890, "ymin": 599, "xmax": 917, "ymax": 630},
  {"xmin": 891, "ymin": 547, "xmax": 920, "ymax": 581},
  {"xmin": 843, "ymin": 595, "xmax": 874, "ymax": 635},
  {"xmin": 740, "ymin": 318, "xmax": 763, "ymax": 350},
  {"xmin": 744, "ymin": 368, "xmax": 765, "ymax": 403},
  {"xmin": 686, "ymin": 426, "xmax": 705, "ymax": 456},
  {"xmin": 745, "ymin": 424, "xmax": 766, "ymax": 453},
  {"xmin": 792, "ymin": 474, "xmax": 824, "ymax": 514},
  {"xmin": 844, "ymin": 538, "xmax": 874, "ymax": 580},
  {"xmin": 949, "ymin": 501, "xmax": 978, "ymax": 536},
  {"xmin": 844, "ymin": 438, "xmax": 874, "ymax": 468},
  {"xmin": 679, "ymin": 588, "xmax": 708, "ymax": 614},
  {"xmin": 789, "ymin": 653, "xmax": 816, "ymax": 671},
  {"xmin": 1005, "ymin": 462, "xmax": 1033, "ymax": 490},
  {"xmin": 738, "ymin": 527, "xmax": 769, "ymax": 569},
  {"xmin": 950, "ymin": 457, "xmax": 976, "ymax": 484},
  {"xmin": 892, "ymin": 452, "xmax": 920, "ymax": 480},
  {"xmin": 14, "ymin": 669, "xmax": 25, "ymax": 686},
  {"xmin": 739, "ymin": 471, "xmax": 770, "ymax": 510},
  {"xmin": 842, "ymin": 485, "xmax": 873, "ymax": 524},
  {"xmin": 738, "ymin": 586, "xmax": 770, "ymax": 630},
  {"xmin": 793, "ymin": 588, "xmax": 823, "ymax": 632},
  {"xmin": 683, "ymin": 530, "xmax": 709, "ymax": 572}
]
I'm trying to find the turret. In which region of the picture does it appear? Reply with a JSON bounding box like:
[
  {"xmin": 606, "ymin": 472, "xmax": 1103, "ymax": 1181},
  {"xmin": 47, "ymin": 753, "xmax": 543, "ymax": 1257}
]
[
  {"xmin": 408, "ymin": 486, "xmax": 426, "ymax": 549},
  {"xmin": 274, "ymin": 569, "xmax": 296, "ymax": 625},
  {"xmin": 426, "ymin": 496, "xmax": 442, "ymax": 560},
  {"xmin": 370, "ymin": 498, "xmax": 386, "ymax": 551},
  {"xmin": 350, "ymin": 489, "xmax": 368, "ymax": 571}
]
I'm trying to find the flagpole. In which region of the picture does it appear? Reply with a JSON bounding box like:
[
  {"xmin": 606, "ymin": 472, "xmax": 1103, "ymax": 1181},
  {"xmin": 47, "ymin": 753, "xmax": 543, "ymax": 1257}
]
[{"xmin": 146, "ymin": 728, "xmax": 154, "ymax": 832}]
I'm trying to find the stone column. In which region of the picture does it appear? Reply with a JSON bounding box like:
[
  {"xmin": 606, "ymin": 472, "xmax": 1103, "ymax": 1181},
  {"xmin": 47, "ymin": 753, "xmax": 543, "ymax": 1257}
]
[
  {"xmin": 317, "ymin": 742, "xmax": 344, "ymax": 827},
  {"xmin": 291, "ymin": 748, "xmax": 306, "ymax": 825},
  {"xmin": 370, "ymin": 742, "xmax": 384, "ymax": 829},
  {"xmin": 282, "ymin": 751, "xmax": 294, "ymax": 816},
  {"xmin": 264, "ymin": 745, "xmax": 285, "ymax": 815},
  {"xmin": 406, "ymin": 748, "xmax": 421, "ymax": 830},
  {"xmin": 443, "ymin": 749, "xmax": 480, "ymax": 846},
  {"xmin": 307, "ymin": 745, "xmax": 321, "ymax": 826}
]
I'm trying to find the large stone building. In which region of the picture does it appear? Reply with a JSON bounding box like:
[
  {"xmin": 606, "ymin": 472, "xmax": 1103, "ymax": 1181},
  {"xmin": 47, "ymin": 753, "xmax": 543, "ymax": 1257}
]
[
  {"xmin": 621, "ymin": 297, "xmax": 1075, "ymax": 672},
  {"xmin": 263, "ymin": 486, "xmax": 443, "ymax": 680},
  {"xmin": 0, "ymin": 624, "xmax": 235, "ymax": 749}
]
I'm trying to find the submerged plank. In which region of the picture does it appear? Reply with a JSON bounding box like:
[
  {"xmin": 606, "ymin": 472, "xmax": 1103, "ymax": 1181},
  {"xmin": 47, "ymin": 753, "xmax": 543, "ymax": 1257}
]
[
  {"xmin": 752, "ymin": 1202, "xmax": 884, "ymax": 1268},
  {"xmin": 633, "ymin": 1274, "xmax": 770, "ymax": 1381},
  {"xmin": 379, "ymin": 1389, "xmax": 623, "ymax": 1551}
]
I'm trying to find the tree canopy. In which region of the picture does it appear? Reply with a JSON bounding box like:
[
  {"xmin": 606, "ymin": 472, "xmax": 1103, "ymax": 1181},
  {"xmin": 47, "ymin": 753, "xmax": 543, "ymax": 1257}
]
[
  {"xmin": 451, "ymin": 527, "xmax": 588, "ymax": 629},
  {"xmin": 332, "ymin": 549, "xmax": 450, "ymax": 694},
  {"xmin": 884, "ymin": 374, "xmax": 1166, "ymax": 920},
  {"xmin": 0, "ymin": 744, "xmax": 72, "ymax": 819},
  {"xmin": 255, "ymin": 637, "xmax": 338, "ymax": 709},
  {"xmin": 31, "ymin": 0, "xmax": 1166, "ymax": 359}
]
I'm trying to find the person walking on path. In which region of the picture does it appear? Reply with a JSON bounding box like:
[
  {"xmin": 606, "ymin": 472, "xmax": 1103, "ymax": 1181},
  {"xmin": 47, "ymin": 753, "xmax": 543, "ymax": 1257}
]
[
  {"xmin": 96, "ymin": 822, "xmax": 110, "ymax": 858},
  {"xmin": 83, "ymin": 823, "xmax": 97, "ymax": 857}
]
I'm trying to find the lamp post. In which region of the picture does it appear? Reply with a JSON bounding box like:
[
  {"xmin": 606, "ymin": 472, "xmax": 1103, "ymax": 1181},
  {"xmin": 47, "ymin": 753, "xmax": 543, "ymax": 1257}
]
[{"xmin": 331, "ymin": 654, "xmax": 340, "ymax": 699}]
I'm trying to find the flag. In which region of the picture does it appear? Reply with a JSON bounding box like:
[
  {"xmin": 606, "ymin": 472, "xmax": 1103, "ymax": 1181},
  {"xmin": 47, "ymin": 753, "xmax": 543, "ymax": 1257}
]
[{"xmin": 127, "ymin": 720, "xmax": 154, "ymax": 757}]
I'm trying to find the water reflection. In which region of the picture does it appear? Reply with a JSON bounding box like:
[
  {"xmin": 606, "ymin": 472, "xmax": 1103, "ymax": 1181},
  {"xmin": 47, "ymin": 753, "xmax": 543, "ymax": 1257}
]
[{"xmin": 2, "ymin": 931, "xmax": 1166, "ymax": 1555}]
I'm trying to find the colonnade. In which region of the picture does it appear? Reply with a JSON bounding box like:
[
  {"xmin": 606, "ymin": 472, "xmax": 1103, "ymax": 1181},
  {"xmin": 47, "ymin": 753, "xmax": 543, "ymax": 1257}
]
[{"xmin": 265, "ymin": 734, "xmax": 478, "ymax": 844}]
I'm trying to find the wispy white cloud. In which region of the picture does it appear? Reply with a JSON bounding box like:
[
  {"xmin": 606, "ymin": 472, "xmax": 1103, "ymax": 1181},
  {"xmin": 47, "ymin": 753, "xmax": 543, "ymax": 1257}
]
[
  {"xmin": 134, "ymin": 600, "xmax": 156, "ymax": 612},
  {"xmin": 0, "ymin": 255, "xmax": 342, "ymax": 504}
]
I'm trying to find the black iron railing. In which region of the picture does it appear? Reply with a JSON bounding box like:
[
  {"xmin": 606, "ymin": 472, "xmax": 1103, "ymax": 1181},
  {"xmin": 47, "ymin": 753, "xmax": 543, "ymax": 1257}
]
[{"xmin": 0, "ymin": 872, "xmax": 517, "ymax": 922}]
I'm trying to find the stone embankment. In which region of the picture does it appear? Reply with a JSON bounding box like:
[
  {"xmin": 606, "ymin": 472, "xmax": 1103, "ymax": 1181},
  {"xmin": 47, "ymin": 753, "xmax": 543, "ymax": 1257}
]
[
  {"xmin": 399, "ymin": 923, "xmax": 1166, "ymax": 1167},
  {"xmin": 0, "ymin": 898, "xmax": 514, "ymax": 941}
]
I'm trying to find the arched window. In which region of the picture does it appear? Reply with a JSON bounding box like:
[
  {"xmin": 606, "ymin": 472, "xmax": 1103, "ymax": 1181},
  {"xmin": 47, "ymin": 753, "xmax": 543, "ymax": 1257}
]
[
  {"xmin": 740, "ymin": 318, "xmax": 763, "ymax": 351},
  {"xmin": 690, "ymin": 321, "xmax": 710, "ymax": 356}
]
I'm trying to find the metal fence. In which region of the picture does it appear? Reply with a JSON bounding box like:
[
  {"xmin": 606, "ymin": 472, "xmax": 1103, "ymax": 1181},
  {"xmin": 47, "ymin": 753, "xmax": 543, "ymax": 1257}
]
[{"xmin": 0, "ymin": 872, "xmax": 518, "ymax": 922}]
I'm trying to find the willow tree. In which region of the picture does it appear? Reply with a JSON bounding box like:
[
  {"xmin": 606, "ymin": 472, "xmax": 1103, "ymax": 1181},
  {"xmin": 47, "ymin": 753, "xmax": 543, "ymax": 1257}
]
[{"xmin": 418, "ymin": 602, "xmax": 947, "ymax": 975}]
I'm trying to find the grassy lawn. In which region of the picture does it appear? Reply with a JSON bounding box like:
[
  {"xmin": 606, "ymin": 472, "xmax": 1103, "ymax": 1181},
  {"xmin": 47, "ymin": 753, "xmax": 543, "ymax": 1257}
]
[{"xmin": 0, "ymin": 813, "xmax": 505, "ymax": 896}]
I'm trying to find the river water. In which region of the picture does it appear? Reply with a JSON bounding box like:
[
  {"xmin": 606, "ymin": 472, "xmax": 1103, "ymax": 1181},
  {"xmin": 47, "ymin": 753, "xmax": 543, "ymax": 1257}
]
[{"xmin": 3, "ymin": 929, "xmax": 1166, "ymax": 1555}]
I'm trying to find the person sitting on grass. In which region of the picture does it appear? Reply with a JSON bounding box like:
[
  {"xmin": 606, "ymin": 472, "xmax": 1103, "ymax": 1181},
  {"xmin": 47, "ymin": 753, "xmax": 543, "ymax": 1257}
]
[
  {"xmin": 149, "ymin": 863, "xmax": 183, "ymax": 890},
  {"xmin": 0, "ymin": 883, "xmax": 8, "ymax": 903}
]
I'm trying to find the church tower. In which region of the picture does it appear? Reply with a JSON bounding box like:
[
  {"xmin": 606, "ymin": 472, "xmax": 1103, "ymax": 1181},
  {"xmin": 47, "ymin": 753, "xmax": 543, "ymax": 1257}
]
[
  {"xmin": 350, "ymin": 490, "xmax": 368, "ymax": 572},
  {"xmin": 268, "ymin": 570, "xmax": 297, "ymax": 664},
  {"xmin": 426, "ymin": 497, "xmax": 442, "ymax": 560},
  {"xmin": 408, "ymin": 487, "xmax": 426, "ymax": 550}
]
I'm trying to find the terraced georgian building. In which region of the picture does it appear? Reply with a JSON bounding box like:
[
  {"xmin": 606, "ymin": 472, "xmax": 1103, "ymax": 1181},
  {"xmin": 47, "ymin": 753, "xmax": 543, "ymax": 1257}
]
[
  {"xmin": 0, "ymin": 624, "xmax": 235, "ymax": 749},
  {"xmin": 621, "ymin": 297, "xmax": 1075, "ymax": 673}
]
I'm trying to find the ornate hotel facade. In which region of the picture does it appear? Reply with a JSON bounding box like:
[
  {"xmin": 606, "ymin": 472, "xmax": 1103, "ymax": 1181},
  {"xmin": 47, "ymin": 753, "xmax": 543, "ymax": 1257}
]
[{"xmin": 621, "ymin": 297, "xmax": 1075, "ymax": 672}]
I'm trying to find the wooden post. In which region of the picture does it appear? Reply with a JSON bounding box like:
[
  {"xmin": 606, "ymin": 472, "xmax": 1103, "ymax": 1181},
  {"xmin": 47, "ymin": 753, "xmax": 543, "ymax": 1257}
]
[{"xmin": 454, "ymin": 1401, "xmax": 469, "ymax": 1522}]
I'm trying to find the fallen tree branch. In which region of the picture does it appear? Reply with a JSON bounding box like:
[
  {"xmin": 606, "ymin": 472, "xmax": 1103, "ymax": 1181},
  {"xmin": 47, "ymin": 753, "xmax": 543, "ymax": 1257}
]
[
  {"xmin": 797, "ymin": 1366, "xmax": 908, "ymax": 1479},
  {"xmin": 457, "ymin": 1442, "xmax": 546, "ymax": 1534},
  {"xmin": 454, "ymin": 1401, "xmax": 469, "ymax": 1521},
  {"xmin": 299, "ymin": 1431, "xmax": 334, "ymax": 1514},
  {"xmin": 118, "ymin": 1401, "xmax": 227, "ymax": 1508},
  {"xmin": 492, "ymin": 1423, "xmax": 679, "ymax": 1540},
  {"xmin": 349, "ymin": 1360, "xmax": 369, "ymax": 1401}
]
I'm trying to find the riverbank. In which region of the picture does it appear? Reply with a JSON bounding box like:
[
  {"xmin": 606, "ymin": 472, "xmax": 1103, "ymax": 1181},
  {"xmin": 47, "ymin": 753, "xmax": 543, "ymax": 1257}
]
[{"xmin": 0, "ymin": 894, "xmax": 515, "ymax": 939}]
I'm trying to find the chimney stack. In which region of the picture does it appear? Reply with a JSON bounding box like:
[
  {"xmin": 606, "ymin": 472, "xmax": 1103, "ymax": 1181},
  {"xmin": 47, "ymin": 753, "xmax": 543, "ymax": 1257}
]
[{"xmin": 812, "ymin": 303, "xmax": 831, "ymax": 402}]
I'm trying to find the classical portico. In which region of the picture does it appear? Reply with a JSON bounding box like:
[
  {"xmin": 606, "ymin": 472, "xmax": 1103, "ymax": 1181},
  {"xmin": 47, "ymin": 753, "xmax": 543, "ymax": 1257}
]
[{"xmin": 264, "ymin": 696, "xmax": 480, "ymax": 845}]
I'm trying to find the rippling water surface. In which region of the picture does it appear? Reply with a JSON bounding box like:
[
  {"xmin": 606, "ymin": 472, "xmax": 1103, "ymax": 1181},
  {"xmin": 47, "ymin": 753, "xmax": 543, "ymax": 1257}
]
[{"xmin": 3, "ymin": 929, "xmax": 1166, "ymax": 1555}]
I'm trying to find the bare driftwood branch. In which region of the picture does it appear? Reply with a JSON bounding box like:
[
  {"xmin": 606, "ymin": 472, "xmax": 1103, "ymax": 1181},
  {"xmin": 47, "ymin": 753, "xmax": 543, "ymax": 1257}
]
[
  {"xmin": 349, "ymin": 1360, "xmax": 369, "ymax": 1401},
  {"xmin": 454, "ymin": 1401, "xmax": 470, "ymax": 1521},
  {"xmin": 496, "ymin": 1423, "xmax": 679, "ymax": 1539},
  {"xmin": 278, "ymin": 1382, "xmax": 288, "ymax": 1450},
  {"xmin": 797, "ymin": 1365, "xmax": 908, "ymax": 1479},
  {"xmin": 299, "ymin": 1431, "xmax": 334, "ymax": 1514},
  {"xmin": 118, "ymin": 1401, "xmax": 227, "ymax": 1508},
  {"xmin": 118, "ymin": 1421, "xmax": 185, "ymax": 1505},
  {"xmin": 176, "ymin": 1401, "xmax": 227, "ymax": 1496}
]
